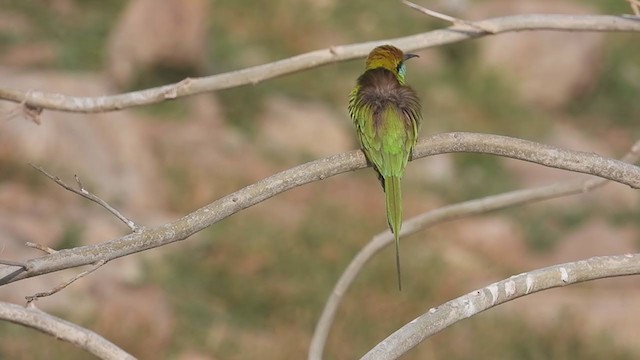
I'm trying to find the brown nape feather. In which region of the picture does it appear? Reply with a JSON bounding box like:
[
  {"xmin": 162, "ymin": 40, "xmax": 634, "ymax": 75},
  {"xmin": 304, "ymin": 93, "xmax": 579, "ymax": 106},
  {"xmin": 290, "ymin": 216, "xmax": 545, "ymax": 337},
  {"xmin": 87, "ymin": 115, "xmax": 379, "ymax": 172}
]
[{"xmin": 355, "ymin": 68, "xmax": 421, "ymax": 131}]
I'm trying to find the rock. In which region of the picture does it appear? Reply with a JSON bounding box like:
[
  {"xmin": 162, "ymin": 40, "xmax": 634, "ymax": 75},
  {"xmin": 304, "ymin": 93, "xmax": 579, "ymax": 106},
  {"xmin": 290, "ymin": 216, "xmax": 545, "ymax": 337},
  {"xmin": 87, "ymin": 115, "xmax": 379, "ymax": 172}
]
[
  {"xmin": 106, "ymin": 0, "xmax": 210, "ymax": 88},
  {"xmin": 407, "ymin": 153, "xmax": 456, "ymax": 184},
  {"xmin": 257, "ymin": 96, "xmax": 353, "ymax": 159},
  {"xmin": 0, "ymin": 42, "xmax": 58, "ymax": 68},
  {"xmin": 504, "ymin": 122, "xmax": 611, "ymax": 187},
  {"xmin": 0, "ymin": 68, "xmax": 168, "ymax": 308},
  {"xmin": 0, "ymin": 11, "xmax": 31, "ymax": 37},
  {"xmin": 503, "ymin": 122, "xmax": 639, "ymax": 209},
  {"xmin": 446, "ymin": 215, "xmax": 529, "ymax": 270},
  {"xmin": 0, "ymin": 68, "xmax": 165, "ymax": 214},
  {"xmin": 470, "ymin": 0, "xmax": 604, "ymax": 108},
  {"xmin": 548, "ymin": 220, "xmax": 637, "ymax": 263}
]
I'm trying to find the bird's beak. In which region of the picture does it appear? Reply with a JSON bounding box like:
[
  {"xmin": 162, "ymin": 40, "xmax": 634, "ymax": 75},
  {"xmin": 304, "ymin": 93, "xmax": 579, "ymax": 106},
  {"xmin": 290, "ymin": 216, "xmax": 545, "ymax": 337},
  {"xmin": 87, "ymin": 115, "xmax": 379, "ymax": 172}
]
[{"xmin": 404, "ymin": 53, "xmax": 419, "ymax": 61}]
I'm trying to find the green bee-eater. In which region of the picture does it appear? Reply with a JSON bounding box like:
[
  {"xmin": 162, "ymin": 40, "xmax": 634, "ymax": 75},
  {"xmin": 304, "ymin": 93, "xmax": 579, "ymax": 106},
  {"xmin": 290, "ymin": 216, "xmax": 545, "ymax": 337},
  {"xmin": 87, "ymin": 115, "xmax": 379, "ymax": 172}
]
[{"xmin": 348, "ymin": 45, "xmax": 421, "ymax": 290}]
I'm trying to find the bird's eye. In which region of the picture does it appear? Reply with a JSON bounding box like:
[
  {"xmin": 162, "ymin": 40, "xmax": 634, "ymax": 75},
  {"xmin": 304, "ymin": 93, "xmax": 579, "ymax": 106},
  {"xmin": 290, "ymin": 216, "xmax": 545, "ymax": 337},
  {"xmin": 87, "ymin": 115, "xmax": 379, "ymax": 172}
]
[{"xmin": 397, "ymin": 62, "xmax": 406, "ymax": 78}]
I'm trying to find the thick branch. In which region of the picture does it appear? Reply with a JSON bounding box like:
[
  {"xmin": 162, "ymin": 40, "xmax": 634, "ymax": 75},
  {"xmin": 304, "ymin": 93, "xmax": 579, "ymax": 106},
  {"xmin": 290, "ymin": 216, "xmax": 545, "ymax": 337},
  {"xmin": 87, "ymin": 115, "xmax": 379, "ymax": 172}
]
[
  {"xmin": 0, "ymin": 302, "xmax": 135, "ymax": 360},
  {"xmin": 0, "ymin": 14, "xmax": 639, "ymax": 113},
  {"xmin": 0, "ymin": 133, "xmax": 639, "ymax": 285},
  {"xmin": 361, "ymin": 253, "xmax": 640, "ymax": 360}
]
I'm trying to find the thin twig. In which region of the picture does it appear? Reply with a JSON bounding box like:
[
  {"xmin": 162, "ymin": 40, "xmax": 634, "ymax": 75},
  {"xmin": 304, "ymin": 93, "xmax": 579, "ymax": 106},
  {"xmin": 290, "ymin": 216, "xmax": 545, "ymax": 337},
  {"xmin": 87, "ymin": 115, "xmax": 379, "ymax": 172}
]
[
  {"xmin": 25, "ymin": 260, "xmax": 106, "ymax": 304},
  {"xmin": 402, "ymin": 0, "xmax": 496, "ymax": 33},
  {"xmin": 0, "ymin": 301, "xmax": 135, "ymax": 359},
  {"xmin": 0, "ymin": 15, "xmax": 639, "ymax": 113},
  {"xmin": 308, "ymin": 138, "xmax": 640, "ymax": 360},
  {"xmin": 22, "ymin": 103, "xmax": 44, "ymax": 125},
  {"xmin": 1, "ymin": 133, "xmax": 640, "ymax": 287},
  {"xmin": 30, "ymin": 164, "xmax": 142, "ymax": 233},
  {"xmin": 361, "ymin": 253, "xmax": 640, "ymax": 360},
  {"xmin": 25, "ymin": 242, "xmax": 57, "ymax": 254},
  {"xmin": 0, "ymin": 259, "xmax": 27, "ymax": 268},
  {"xmin": 3, "ymin": 90, "xmax": 43, "ymax": 124}
]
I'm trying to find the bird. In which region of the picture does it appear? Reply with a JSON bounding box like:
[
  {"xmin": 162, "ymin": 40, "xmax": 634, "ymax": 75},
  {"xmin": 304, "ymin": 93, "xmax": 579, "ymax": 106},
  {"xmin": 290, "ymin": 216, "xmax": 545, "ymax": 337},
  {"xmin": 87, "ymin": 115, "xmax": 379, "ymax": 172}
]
[{"xmin": 348, "ymin": 45, "xmax": 421, "ymax": 291}]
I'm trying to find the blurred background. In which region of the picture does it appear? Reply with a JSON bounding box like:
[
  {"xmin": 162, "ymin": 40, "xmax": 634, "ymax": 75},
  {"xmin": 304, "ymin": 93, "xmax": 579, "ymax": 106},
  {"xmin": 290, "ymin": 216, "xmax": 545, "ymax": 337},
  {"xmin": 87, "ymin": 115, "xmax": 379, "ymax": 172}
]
[{"xmin": 0, "ymin": 0, "xmax": 639, "ymax": 359}]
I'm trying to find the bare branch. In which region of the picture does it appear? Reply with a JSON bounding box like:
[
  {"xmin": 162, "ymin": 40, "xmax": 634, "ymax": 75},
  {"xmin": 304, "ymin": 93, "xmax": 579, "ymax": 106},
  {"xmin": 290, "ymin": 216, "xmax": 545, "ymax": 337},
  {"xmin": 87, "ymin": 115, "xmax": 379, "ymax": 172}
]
[
  {"xmin": 0, "ymin": 15, "xmax": 639, "ymax": 113},
  {"xmin": 30, "ymin": 164, "xmax": 142, "ymax": 233},
  {"xmin": 415, "ymin": 133, "xmax": 640, "ymax": 188},
  {"xmin": 25, "ymin": 242, "xmax": 58, "ymax": 255},
  {"xmin": 361, "ymin": 253, "xmax": 640, "ymax": 360},
  {"xmin": 0, "ymin": 301, "xmax": 135, "ymax": 360},
  {"xmin": 1, "ymin": 133, "xmax": 639, "ymax": 286},
  {"xmin": 308, "ymin": 139, "xmax": 640, "ymax": 360},
  {"xmin": 25, "ymin": 260, "xmax": 106, "ymax": 304},
  {"xmin": 0, "ymin": 259, "xmax": 27, "ymax": 268},
  {"xmin": 309, "ymin": 182, "xmax": 599, "ymax": 360},
  {"xmin": 402, "ymin": 0, "xmax": 496, "ymax": 33}
]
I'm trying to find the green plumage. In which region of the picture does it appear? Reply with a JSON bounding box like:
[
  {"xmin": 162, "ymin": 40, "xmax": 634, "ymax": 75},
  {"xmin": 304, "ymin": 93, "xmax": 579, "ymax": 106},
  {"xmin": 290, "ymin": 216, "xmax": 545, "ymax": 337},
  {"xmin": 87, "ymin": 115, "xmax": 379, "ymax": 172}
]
[{"xmin": 348, "ymin": 45, "xmax": 421, "ymax": 290}]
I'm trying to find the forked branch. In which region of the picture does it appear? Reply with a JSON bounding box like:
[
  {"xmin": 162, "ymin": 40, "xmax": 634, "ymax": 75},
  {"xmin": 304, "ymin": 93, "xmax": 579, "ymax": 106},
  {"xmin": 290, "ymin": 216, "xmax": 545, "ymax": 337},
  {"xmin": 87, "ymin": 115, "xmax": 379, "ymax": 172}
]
[
  {"xmin": 402, "ymin": 0, "xmax": 496, "ymax": 32},
  {"xmin": 25, "ymin": 260, "xmax": 106, "ymax": 304},
  {"xmin": 30, "ymin": 165, "xmax": 142, "ymax": 232}
]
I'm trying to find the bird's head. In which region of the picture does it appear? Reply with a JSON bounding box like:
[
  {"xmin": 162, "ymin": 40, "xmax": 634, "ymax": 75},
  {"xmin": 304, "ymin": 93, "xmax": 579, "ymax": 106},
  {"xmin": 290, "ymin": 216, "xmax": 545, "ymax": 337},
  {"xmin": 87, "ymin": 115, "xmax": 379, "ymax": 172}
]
[{"xmin": 364, "ymin": 45, "xmax": 418, "ymax": 84}]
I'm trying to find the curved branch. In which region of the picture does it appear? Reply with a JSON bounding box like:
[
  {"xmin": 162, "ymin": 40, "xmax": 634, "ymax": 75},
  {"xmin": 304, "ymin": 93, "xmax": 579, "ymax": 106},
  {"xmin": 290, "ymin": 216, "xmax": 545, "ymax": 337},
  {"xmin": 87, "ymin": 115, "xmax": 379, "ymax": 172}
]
[
  {"xmin": 308, "ymin": 139, "xmax": 640, "ymax": 360},
  {"xmin": 309, "ymin": 184, "xmax": 594, "ymax": 360},
  {"xmin": 1, "ymin": 133, "xmax": 639, "ymax": 285},
  {"xmin": 1, "ymin": 14, "xmax": 639, "ymax": 113},
  {"xmin": 0, "ymin": 302, "xmax": 135, "ymax": 360},
  {"xmin": 360, "ymin": 253, "xmax": 640, "ymax": 360}
]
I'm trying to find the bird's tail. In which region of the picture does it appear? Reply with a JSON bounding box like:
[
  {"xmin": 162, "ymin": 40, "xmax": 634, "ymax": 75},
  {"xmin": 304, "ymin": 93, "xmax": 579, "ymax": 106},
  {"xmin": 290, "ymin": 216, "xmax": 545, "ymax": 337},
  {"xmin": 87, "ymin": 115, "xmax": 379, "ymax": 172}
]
[{"xmin": 384, "ymin": 175, "xmax": 403, "ymax": 291}]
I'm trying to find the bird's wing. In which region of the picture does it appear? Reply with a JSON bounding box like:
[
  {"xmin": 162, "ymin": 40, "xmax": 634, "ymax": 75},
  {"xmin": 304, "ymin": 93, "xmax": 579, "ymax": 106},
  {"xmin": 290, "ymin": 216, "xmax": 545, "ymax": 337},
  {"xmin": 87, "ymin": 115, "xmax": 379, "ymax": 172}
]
[
  {"xmin": 348, "ymin": 85, "xmax": 419, "ymax": 176},
  {"xmin": 357, "ymin": 107, "xmax": 411, "ymax": 176}
]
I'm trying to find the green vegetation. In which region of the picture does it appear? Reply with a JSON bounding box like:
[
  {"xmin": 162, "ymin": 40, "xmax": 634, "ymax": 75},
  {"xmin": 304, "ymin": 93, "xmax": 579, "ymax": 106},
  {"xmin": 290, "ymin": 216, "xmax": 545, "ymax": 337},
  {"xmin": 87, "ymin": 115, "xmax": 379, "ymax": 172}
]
[
  {"xmin": 0, "ymin": 0, "xmax": 126, "ymax": 70},
  {"xmin": 512, "ymin": 207, "xmax": 592, "ymax": 253},
  {"xmin": 0, "ymin": 159, "xmax": 46, "ymax": 189},
  {"xmin": 57, "ymin": 223, "xmax": 85, "ymax": 249},
  {"xmin": 146, "ymin": 198, "xmax": 381, "ymax": 357},
  {"xmin": 569, "ymin": 34, "xmax": 640, "ymax": 133},
  {"xmin": 446, "ymin": 153, "xmax": 516, "ymax": 203}
]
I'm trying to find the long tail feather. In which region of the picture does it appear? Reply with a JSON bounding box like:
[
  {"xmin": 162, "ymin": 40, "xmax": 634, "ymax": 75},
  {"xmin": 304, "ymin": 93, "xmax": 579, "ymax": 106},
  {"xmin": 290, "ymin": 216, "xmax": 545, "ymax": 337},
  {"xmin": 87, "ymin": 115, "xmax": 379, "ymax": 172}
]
[{"xmin": 384, "ymin": 176, "xmax": 403, "ymax": 291}]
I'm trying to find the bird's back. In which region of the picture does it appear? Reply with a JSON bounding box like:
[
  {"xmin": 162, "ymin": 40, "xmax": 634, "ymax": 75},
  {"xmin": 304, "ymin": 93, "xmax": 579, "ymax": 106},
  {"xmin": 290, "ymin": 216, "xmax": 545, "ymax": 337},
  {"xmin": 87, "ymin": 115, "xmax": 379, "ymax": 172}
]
[{"xmin": 349, "ymin": 67, "xmax": 421, "ymax": 177}]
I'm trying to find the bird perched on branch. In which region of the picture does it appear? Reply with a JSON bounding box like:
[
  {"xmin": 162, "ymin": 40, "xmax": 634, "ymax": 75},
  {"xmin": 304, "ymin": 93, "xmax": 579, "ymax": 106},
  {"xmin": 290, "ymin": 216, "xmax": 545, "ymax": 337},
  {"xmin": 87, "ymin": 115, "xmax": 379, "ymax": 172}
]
[{"xmin": 348, "ymin": 45, "xmax": 421, "ymax": 291}]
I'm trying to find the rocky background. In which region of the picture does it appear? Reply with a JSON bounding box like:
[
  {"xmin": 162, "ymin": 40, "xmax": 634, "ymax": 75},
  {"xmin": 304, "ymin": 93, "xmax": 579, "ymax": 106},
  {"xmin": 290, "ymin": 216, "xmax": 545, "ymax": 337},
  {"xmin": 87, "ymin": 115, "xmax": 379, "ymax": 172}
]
[{"xmin": 0, "ymin": 0, "xmax": 639, "ymax": 359}]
